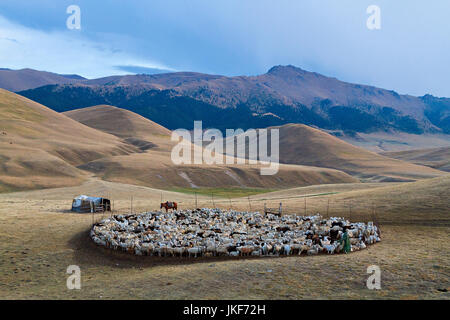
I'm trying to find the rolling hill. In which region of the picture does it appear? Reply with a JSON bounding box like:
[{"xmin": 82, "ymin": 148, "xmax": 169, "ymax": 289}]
[
  {"xmin": 325, "ymin": 130, "xmax": 450, "ymax": 153},
  {"xmin": 247, "ymin": 174, "xmax": 450, "ymax": 224},
  {"xmin": 0, "ymin": 96, "xmax": 358, "ymax": 192},
  {"xmin": 224, "ymin": 123, "xmax": 446, "ymax": 182},
  {"xmin": 381, "ymin": 147, "xmax": 450, "ymax": 172},
  {"xmin": 77, "ymin": 153, "xmax": 358, "ymax": 190},
  {"xmin": 64, "ymin": 105, "xmax": 172, "ymax": 152},
  {"xmin": 64, "ymin": 105, "xmax": 171, "ymax": 139},
  {"xmin": 0, "ymin": 90, "xmax": 139, "ymax": 191},
  {"xmin": 17, "ymin": 65, "xmax": 450, "ymax": 136},
  {"xmin": 0, "ymin": 68, "xmax": 85, "ymax": 92},
  {"xmin": 64, "ymin": 105, "xmax": 358, "ymax": 190}
]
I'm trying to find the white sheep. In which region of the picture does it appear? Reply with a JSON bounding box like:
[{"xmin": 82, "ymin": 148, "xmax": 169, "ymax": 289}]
[{"xmin": 90, "ymin": 208, "xmax": 380, "ymax": 259}]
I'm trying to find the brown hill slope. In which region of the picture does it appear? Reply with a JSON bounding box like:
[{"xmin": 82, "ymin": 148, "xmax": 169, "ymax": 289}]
[
  {"xmin": 276, "ymin": 124, "xmax": 445, "ymax": 181},
  {"xmin": 64, "ymin": 105, "xmax": 172, "ymax": 152},
  {"xmin": 0, "ymin": 89, "xmax": 137, "ymax": 191},
  {"xmin": 323, "ymin": 130, "xmax": 450, "ymax": 153},
  {"xmin": 78, "ymin": 153, "xmax": 357, "ymax": 190},
  {"xmin": 247, "ymin": 175, "xmax": 450, "ymax": 225},
  {"xmin": 0, "ymin": 68, "xmax": 84, "ymax": 92},
  {"xmin": 381, "ymin": 147, "xmax": 450, "ymax": 172},
  {"xmin": 64, "ymin": 105, "xmax": 171, "ymax": 139},
  {"xmin": 65, "ymin": 106, "xmax": 358, "ymax": 189},
  {"xmin": 226, "ymin": 123, "xmax": 445, "ymax": 182}
]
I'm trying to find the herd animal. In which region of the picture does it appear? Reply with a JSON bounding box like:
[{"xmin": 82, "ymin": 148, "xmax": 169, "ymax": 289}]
[{"xmin": 90, "ymin": 208, "xmax": 380, "ymax": 258}]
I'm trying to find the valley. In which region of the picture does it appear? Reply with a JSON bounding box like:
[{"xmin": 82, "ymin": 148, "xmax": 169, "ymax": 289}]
[{"xmin": 0, "ymin": 66, "xmax": 448, "ymax": 301}]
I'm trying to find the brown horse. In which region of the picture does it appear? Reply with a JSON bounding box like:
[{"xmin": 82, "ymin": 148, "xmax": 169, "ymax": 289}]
[{"xmin": 160, "ymin": 201, "xmax": 177, "ymax": 212}]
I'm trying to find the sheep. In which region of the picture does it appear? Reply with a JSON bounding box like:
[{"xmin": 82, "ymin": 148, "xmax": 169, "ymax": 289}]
[
  {"xmin": 134, "ymin": 246, "xmax": 143, "ymax": 256},
  {"xmin": 262, "ymin": 243, "xmax": 272, "ymax": 255},
  {"xmin": 334, "ymin": 241, "xmax": 345, "ymax": 254},
  {"xmin": 237, "ymin": 246, "xmax": 254, "ymax": 256},
  {"xmin": 323, "ymin": 243, "xmax": 336, "ymax": 254},
  {"xmin": 216, "ymin": 246, "xmax": 228, "ymax": 256},
  {"xmin": 90, "ymin": 208, "xmax": 380, "ymax": 259},
  {"xmin": 282, "ymin": 244, "xmax": 291, "ymax": 255},
  {"xmin": 165, "ymin": 246, "xmax": 175, "ymax": 257},
  {"xmin": 320, "ymin": 237, "xmax": 331, "ymax": 247},
  {"xmin": 307, "ymin": 245, "xmax": 320, "ymax": 255},
  {"xmin": 141, "ymin": 243, "xmax": 154, "ymax": 255},
  {"xmin": 251, "ymin": 249, "xmax": 262, "ymax": 256},
  {"xmin": 273, "ymin": 244, "xmax": 283, "ymax": 255},
  {"xmin": 188, "ymin": 247, "xmax": 201, "ymax": 258},
  {"xmin": 290, "ymin": 243, "xmax": 301, "ymax": 255},
  {"xmin": 206, "ymin": 245, "xmax": 217, "ymax": 256}
]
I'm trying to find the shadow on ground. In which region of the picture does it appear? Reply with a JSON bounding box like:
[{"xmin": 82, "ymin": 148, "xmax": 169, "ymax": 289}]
[{"xmin": 67, "ymin": 228, "xmax": 288, "ymax": 269}]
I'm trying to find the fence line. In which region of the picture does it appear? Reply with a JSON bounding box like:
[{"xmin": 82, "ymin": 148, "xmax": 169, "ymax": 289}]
[{"xmin": 90, "ymin": 190, "xmax": 380, "ymax": 226}]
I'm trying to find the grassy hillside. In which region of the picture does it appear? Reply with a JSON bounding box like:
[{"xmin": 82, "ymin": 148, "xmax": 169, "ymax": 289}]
[
  {"xmin": 324, "ymin": 130, "xmax": 450, "ymax": 153},
  {"xmin": 64, "ymin": 105, "xmax": 171, "ymax": 139},
  {"xmin": 246, "ymin": 175, "xmax": 450, "ymax": 225},
  {"xmin": 0, "ymin": 89, "xmax": 138, "ymax": 191},
  {"xmin": 64, "ymin": 105, "xmax": 174, "ymax": 154},
  {"xmin": 0, "ymin": 97, "xmax": 359, "ymax": 192},
  {"xmin": 65, "ymin": 105, "xmax": 358, "ymax": 189},
  {"xmin": 78, "ymin": 153, "xmax": 357, "ymax": 189},
  {"xmin": 226, "ymin": 123, "xmax": 445, "ymax": 182},
  {"xmin": 382, "ymin": 147, "xmax": 450, "ymax": 172}
]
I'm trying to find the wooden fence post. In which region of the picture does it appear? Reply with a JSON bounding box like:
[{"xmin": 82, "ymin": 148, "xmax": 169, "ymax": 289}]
[
  {"xmin": 348, "ymin": 201, "xmax": 352, "ymax": 221},
  {"xmin": 195, "ymin": 192, "xmax": 198, "ymax": 208},
  {"xmin": 131, "ymin": 196, "xmax": 133, "ymax": 214},
  {"xmin": 326, "ymin": 197, "xmax": 330, "ymax": 218}
]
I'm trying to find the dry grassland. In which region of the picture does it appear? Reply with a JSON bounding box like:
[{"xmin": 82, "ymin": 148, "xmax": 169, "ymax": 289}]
[{"xmin": 0, "ymin": 177, "xmax": 448, "ymax": 300}]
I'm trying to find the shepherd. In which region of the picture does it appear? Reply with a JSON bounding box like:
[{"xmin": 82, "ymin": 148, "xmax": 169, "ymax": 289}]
[
  {"xmin": 160, "ymin": 201, "xmax": 177, "ymax": 212},
  {"xmin": 339, "ymin": 230, "xmax": 351, "ymax": 254}
]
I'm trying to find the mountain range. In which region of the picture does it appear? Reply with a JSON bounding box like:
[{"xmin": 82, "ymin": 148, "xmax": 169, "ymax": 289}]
[
  {"xmin": 8, "ymin": 65, "xmax": 449, "ymax": 137},
  {"xmin": 1, "ymin": 89, "xmax": 362, "ymax": 192},
  {"xmin": 0, "ymin": 68, "xmax": 85, "ymax": 92}
]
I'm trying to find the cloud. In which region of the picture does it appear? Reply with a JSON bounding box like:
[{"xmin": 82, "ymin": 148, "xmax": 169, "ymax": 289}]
[
  {"xmin": 0, "ymin": 15, "xmax": 173, "ymax": 79},
  {"xmin": 1, "ymin": 37, "xmax": 19, "ymax": 43},
  {"xmin": 115, "ymin": 65, "xmax": 175, "ymax": 75},
  {"xmin": 0, "ymin": 1, "xmax": 449, "ymax": 97}
]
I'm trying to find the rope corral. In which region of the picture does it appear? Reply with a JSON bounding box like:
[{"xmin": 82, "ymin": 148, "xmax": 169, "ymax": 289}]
[{"xmin": 90, "ymin": 208, "xmax": 381, "ymax": 258}]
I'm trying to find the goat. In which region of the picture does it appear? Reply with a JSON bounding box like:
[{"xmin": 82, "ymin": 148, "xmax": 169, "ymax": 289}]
[{"xmin": 90, "ymin": 208, "xmax": 380, "ymax": 259}]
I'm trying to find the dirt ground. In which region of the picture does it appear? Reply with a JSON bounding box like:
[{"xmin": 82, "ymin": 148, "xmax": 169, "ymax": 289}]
[{"xmin": 0, "ymin": 179, "xmax": 448, "ymax": 300}]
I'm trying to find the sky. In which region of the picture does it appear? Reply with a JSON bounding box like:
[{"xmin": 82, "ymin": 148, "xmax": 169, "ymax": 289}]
[{"xmin": 0, "ymin": 0, "xmax": 449, "ymax": 97}]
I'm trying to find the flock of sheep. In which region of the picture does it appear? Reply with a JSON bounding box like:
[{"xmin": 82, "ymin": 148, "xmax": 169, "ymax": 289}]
[{"xmin": 90, "ymin": 208, "xmax": 381, "ymax": 258}]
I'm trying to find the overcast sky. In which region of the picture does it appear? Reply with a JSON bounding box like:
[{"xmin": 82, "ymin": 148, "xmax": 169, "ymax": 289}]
[{"xmin": 0, "ymin": 0, "xmax": 449, "ymax": 97}]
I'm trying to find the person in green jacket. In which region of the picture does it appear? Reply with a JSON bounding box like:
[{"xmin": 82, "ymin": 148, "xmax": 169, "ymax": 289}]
[{"xmin": 340, "ymin": 230, "xmax": 351, "ymax": 253}]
